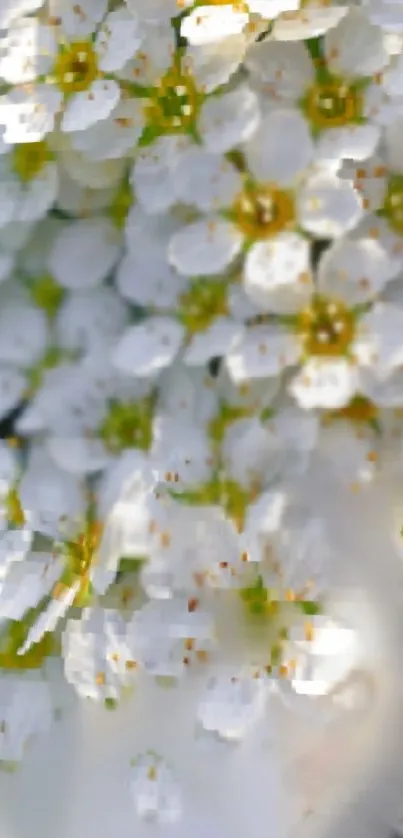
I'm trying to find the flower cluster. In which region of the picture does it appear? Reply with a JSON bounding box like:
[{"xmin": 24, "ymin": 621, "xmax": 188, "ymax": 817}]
[{"xmin": 1, "ymin": 0, "xmax": 403, "ymax": 829}]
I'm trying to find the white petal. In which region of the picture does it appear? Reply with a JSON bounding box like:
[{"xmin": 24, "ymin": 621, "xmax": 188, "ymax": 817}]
[
  {"xmin": 174, "ymin": 150, "xmax": 242, "ymax": 212},
  {"xmin": 0, "ymin": 527, "xmax": 33, "ymax": 570},
  {"xmin": 55, "ymin": 286, "xmax": 128, "ymax": 354},
  {"xmin": 184, "ymin": 318, "xmax": 243, "ymax": 366},
  {"xmin": 290, "ymin": 358, "xmax": 358, "ymax": 410},
  {"xmin": 61, "ymin": 81, "xmax": 120, "ymax": 133},
  {"xmin": 0, "ymin": 85, "xmax": 61, "ymax": 144},
  {"xmin": 132, "ymin": 136, "xmax": 192, "ymax": 215},
  {"xmin": 70, "ymin": 98, "xmax": 144, "ymax": 160},
  {"xmin": 18, "ymin": 582, "xmax": 79, "ymax": 656},
  {"xmin": 316, "ymin": 124, "xmax": 381, "ymax": 165},
  {"xmin": 0, "ymin": 554, "xmax": 63, "ymax": 622},
  {"xmin": 47, "ymin": 437, "xmax": 111, "ymax": 475},
  {"xmin": 169, "ymin": 218, "xmax": 243, "ymax": 276},
  {"xmin": 0, "ymin": 178, "xmax": 20, "ymax": 228},
  {"xmin": 319, "ymin": 423, "xmax": 377, "ymax": 489},
  {"xmin": 298, "ymin": 172, "xmax": 363, "ymax": 238},
  {"xmin": 245, "ymin": 40, "xmax": 314, "ymax": 105},
  {"xmin": 49, "ymin": 218, "xmax": 121, "ymax": 289},
  {"xmin": 112, "ymin": 318, "xmax": 184, "ymax": 377},
  {"xmin": 17, "ymin": 163, "xmax": 58, "ymax": 224},
  {"xmin": 0, "ymin": 0, "xmax": 44, "ymax": 29},
  {"xmin": 96, "ymin": 8, "xmax": 143, "ymax": 73},
  {"xmin": 117, "ymin": 252, "xmax": 184, "ymax": 310},
  {"xmin": 244, "ymin": 234, "xmax": 313, "ymax": 314},
  {"xmin": 62, "ymin": 606, "xmax": 133, "ymax": 701},
  {"xmin": 130, "ymin": 752, "xmax": 182, "ymax": 825},
  {"xmin": 151, "ymin": 416, "xmax": 212, "ymax": 488},
  {"xmin": 186, "ymin": 36, "xmax": 245, "ymax": 93},
  {"xmin": 19, "ymin": 463, "xmax": 86, "ymax": 539},
  {"xmin": 325, "ymin": 9, "xmax": 389, "ymax": 76},
  {"xmin": 353, "ymin": 303, "xmax": 403, "ymax": 375},
  {"xmin": 317, "ymin": 238, "xmax": 397, "ymax": 306},
  {"xmin": 385, "ymin": 113, "xmax": 403, "ymax": 171},
  {"xmin": 181, "ymin": 6, "xmax": 248, "ymax": 45},
  {"xmin": 359, "ymin": 367, "xmax": 403, "ymax": 408},
  {"xmin": 0, "ymin": 21, "xmax": 55, "ymax": 85},
  {"xmin": 0, "ymin": 368, "xmax": 27, "ymax": 421},
  {"xmin": 0, "ymin": 299, "xmax": 48, "ymax": 367},
  {"xmin": 56, "ymin": 0, "xmax": 108, "ymax": 38},
  {"xmin": 225, "ymin": 325, "xmax": 300, "ymax": 382},
  {"xmin": 197, "ymin": 673, "xmax": 266, "ymax": 742},
  {"xmin": 244, "ymin": 109, "xmax": 314, "ymax": 186},
  {"xmin": 199, "ymin": 86, "xmax": 261, "ymax": 154},
  {"xmin": 272, "ymin": 6, "xmax": 347, "ymax": 40}
]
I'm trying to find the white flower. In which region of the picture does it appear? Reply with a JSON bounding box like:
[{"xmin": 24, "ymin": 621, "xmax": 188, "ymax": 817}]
[
  {"xmin": 127, "ymin": 35, "xmax": 259, "ymax": 212},
  {"xmin": 126, "ymin": 596, "xmax": 215, "ymax": 680},
  {"xmin": 0, "ymin": 2, "xmax": 144, "ymax": 142},
  {"xmin": 62, "ymin": 606, "xmax": 136, "ymax": 702},
  {"xmin": 129, "ymin": 750, "xmax": 183, "ymax": 825},
  {"xmin": 196, "ymin": 671, "xmax": 268, "ymax": 743},
  {"xmin": 168, "ymin": 111, "xmax": 362, "ymax": 277},
  {"xmin": 113, "ymin": 204, "xmax": 249, "ymax": 375},
  {"xmin": 45, "ymin": 367, "xmax": 158, "ymax": 478},
  {"xmin": 139, "ymin": 496, "xmax": 241, "ymax": 599},
  {"xmin": 9, "ymin": 479, "xmax": 141, "ymax": 656},
  {"xmin": 226, "ymin": 236, "xmax": 402, "ymax": 409},
  {"xmin": 247, "ymin": 10, "xmax": 389, "ymax": 164}
]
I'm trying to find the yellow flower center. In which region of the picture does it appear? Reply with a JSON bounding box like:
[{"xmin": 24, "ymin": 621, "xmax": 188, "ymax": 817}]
[
  {"xmin": 240, "ymin": 575, "xmax": 277, "ymax": 618},
  {"xmin": 178, "ymin": 278, "xmax": 229, "ymax": 334},
  {"xmin": 12, "ymin": 142, "xmax": 52, "ymax": 182},
  {"xmin": 297, "ymin": 296, "xmax": 356, "ymax": 357},
  {"xmin": 302, "ymin": 79, "xmax": 362, "ymax": 131},
  {"xmin": 232, "ymin": 183, "xmax": 295, "ymax": 240},
  {"xmin": 144, "ymin": 63, "xmax": 200, "ymax": 135},
  {"xmin": 53, "ymin": 41, "xmax": 99, "ymax": 95},
  {"xmin": 99, "ymin": 397, "xmax": 155, "ymax": 454},
  {"xmin": 383, "ymin": 176, "xmax": 403, "ymax": 236},
  {"xmin": 29, "ymin": 273, "xmax": 64, "ymax": 319}
]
